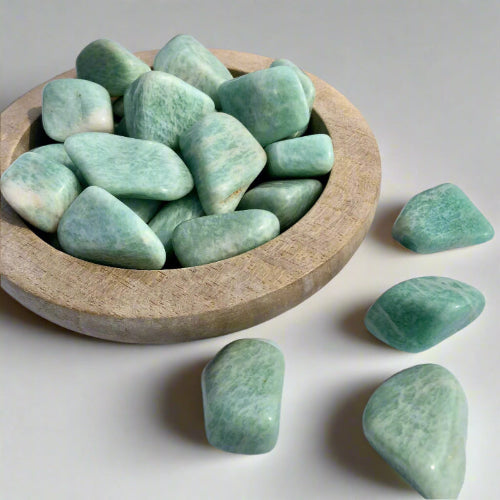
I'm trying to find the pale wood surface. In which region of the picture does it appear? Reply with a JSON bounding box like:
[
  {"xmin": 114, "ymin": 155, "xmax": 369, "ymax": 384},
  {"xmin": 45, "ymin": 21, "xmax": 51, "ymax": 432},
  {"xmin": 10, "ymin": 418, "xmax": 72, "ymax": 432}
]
[{"xmin": 0, "ymin": 49, "xmax": 381, "ymax": 343}]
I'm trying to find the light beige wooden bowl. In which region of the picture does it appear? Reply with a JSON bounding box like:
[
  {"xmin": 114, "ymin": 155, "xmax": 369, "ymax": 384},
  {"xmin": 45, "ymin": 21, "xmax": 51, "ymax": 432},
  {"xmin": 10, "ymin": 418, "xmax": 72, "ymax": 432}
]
[{"xmin": 0, "ymin": 49, "xmax": 381, "ymax": 343}]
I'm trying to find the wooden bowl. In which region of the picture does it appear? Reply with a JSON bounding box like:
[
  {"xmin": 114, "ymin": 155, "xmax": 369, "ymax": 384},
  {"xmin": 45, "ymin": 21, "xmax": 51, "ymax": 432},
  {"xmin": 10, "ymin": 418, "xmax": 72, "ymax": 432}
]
[{"xmin": 0, "ymin": 49, "xmax": 381, "ymax": 343}]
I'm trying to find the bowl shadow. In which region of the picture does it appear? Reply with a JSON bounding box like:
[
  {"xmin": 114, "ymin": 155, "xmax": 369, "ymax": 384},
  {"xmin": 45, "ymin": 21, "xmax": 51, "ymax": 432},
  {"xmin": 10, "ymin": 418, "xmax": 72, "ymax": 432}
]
[{"xmin": 367, "ymin": 202, "xmax": 406, "ymax": 250}]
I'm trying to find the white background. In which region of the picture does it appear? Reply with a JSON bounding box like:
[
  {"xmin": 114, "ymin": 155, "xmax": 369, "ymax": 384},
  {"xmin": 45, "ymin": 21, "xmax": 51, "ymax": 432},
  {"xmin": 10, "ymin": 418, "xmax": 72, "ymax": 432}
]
[{"xmin": 1, "ymin": 1, "xmax": 499, "ymax": 499}]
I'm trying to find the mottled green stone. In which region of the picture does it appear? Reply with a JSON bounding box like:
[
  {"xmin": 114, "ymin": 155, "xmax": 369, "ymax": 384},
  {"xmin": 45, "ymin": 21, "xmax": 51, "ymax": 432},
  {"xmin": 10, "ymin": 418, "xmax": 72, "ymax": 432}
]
[
  {"xmin": 392, "ymin": 183, "xmax": 494, "ymax": 253},
  {"xmin": 65, "ymin": 132, "xmax": 193, "ymax": 200},
  {"xmin": 238, "ymin": 179, "xmax": 322, "ymax": 231},
  {"xmin": 124, "ymin": 71, "xmax": 215, "ymax": 150},
  {"xmin": 172, "ymin": 209, "xmax": 279, "ymax": 267},
  {"xmin": 113, "ymin": 97, "xmax": 125, "ymax": 117},
  {"xmin": 58, "ymin": 186, "xmax": 166, "ymax": 269},
  {"xmin": 365, "ymin": 276, "xmax": 485, "ymax": 352},
  {"xmin": 218, "ymin": 66, "xmax": 310, "ymax": 146},
  {"xmin": 76, "ymin": 38, "xmax": 151, "ymax": 97},
  {"xmin": 114, "ymin": 117, "xmax": 128, "ymax": 137},
  {"xmin": 154, "ymin": 34, "xmax": 232, "ymax": 109},
  {"xmin": 0, "ymin": 152, "xmax": 81, "ymax": 233},
  {"xmin": 202, "ymin": 338, "xmax": 285, "ymax": 454},
  {"xmin": 363, "ymin": 364, "xmax": 467, "ymax": 499},
  {"xmin": 118, "ymin": 198, "xmax": 161, "ymax": 223},
  {"xmin": 31, "ymin": 143, "xmax": 86, "ymax": 184},
  {"xmin": 42, "ymin": 79, "xmax": 114, "ymax": 142},
  {"xmin": 179, "ymin": 112, "xmax": 267, "ymax": 214}
]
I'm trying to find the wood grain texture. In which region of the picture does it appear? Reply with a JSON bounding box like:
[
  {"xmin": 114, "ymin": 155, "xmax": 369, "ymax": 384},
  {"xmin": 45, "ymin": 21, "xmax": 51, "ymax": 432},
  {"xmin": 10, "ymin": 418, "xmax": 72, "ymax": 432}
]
[{"xmin": 0, "ymin": 49, "xmax": 381, "ymax": 343}]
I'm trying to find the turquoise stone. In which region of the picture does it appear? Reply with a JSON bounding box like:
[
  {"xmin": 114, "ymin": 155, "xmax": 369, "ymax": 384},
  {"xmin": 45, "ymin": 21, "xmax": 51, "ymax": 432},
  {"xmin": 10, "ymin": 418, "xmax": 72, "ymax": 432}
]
[
  {"xmin": 113, "ymin": 97, "xmax": 125, "ymax": 117},
  {"xmin": 265, "ymin": 134, "xmax": 334, "ymax": 178},
  {"xmin": 179, "ymin": 112, "xmax": 267, "ymax": 214},
  {"xmin": 31, "ymin": 143, "xmax": 86, "ymax": 184},
  {"xmin": 42, "ymin": 78, "xmax": 114, "ymax": 142},
  {"xmin": 64, "ymin": 132, "xmax": 193, "ymax": 200},
  {"xmin": 218, "ymin": 66, "xmax": 310, "ymax": 146},
  {"xmin": 154, "ymin": 34, "xmax": 233, "ymax": 109},
  {"xmin": 114, "ymin": 117, "xmax": 128, "ymax": 137},
  {"xmin": 149, "ymin": 192, "xmax": 204, "ymax": 258},
  {"xmin": 118, "ymin": 198, "xmax": 161, "ymax": 223},
  {"xmin": 365, "ymin": 276, "xmax": 485, "ymax": 352},
  {"xmin": 0, "ymin": 152, "xmax": 81, "ymax": 233},
  {"xmin": 392, "ymin": 183, "xmax": 494, "ymax": 253},
  {"xmin": 172, "ymin": 209, "xmax": 280, "ymax": 267},
  {"xmin": 202, "ymin": 338, "xmax": 285, "ymax": 454},
  {"xmin": 238, "ymin": 179, "xmax": 322, "ymax": 231},
  {"xmin": 363, "ymin": 364, "xmax": 467, "ymax": 499},
  {"xmin": 76, "ymin": 38, "xmax": 151, "ymax": 97},
  {"xmin": 124, "ymin": 71, "xmax": 215, "ymax": 150},
  {"xmin": 58, "ymin": 186, "xmax": 166, "ymax": 269}
]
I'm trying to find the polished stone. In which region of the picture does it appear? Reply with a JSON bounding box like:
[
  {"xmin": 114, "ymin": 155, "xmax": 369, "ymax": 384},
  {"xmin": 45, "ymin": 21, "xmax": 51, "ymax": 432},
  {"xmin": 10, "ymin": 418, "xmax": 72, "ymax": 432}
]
[
  {"xmin": 118, "ymin": 198, "xmax": 161, "ymax": 223},
  {"xmin": 202, "ymin": 338, "xmax": 285, "ymax": 454},
  {"xmin": 31, "ymin": 143, "xmax": 86, "ymax": 184},
  {"xmin": 363, "ymin": 364, "xmax": 467, "ymax": 499},
  {"xmin": 113, "ymin": 96, "xmax": 125, "ymax": 117}
]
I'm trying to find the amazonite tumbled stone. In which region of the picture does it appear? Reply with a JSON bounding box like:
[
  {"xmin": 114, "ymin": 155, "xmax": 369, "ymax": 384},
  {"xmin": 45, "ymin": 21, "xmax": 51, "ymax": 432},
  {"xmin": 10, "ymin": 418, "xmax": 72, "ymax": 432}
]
[
  {"xmin": 172, "ymin": 209, "xmax": 279, "ymax": 267},
  {"xmin": 179, "ymin": 112, "xmax": 267, "ymax": 214},
  {"xmin": 65, "ymin": 132, "xmax": 193, "ymax": 200},
  {"xmin": 218, "ymin": 66, "xmax": 310, "ymax": 146},
  {"xmin": 154, "ymin": 34, "xmax": 232, "ymax": 109},
  {"xmin": 124, "ymin": 71, "xmax": 215, "ymax": 150},
  {"xmin": 76, "ymin": 39, "xmax": 151, "ymax": 97},
  {"xmin": 0, "ymin": 152, "xmax": 81, "ymax": 233},
  {"xmin": 31, "ymin": 143, "xmax": 86, "ymax": 184},
  {"xmin": 392, "ymin": 183, "xmax": 494, "ymax": 253},
  {"xmin": 363, "ymin": 364, "xmax": 467, "ymax": 499},
  {"xmin": 42, "ymin": 79, "xmax": 114, "ymax": 142},
  {"xmin": 58, "ymin": 186, "xmax": 166, "ymax": 269},
  {"xmin": 118, "ymin": 198, "xmax": 161, "ymax": 223},
  {"xmin": 365, "ymin": 276, "xmax": 485, "ymax": 352},
  {"xmin": 238, "ymin": 179, "xmax": 322, "ymax": 231},
  {"xmin": 202, "ymin": 338, "xmax": 285, "ymax": 454}
]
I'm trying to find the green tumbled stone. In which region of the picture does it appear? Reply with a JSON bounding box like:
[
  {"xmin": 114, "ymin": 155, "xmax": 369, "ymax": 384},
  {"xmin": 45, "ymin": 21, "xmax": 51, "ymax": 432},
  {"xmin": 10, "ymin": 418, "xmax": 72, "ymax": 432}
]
[
  {"xmin": 118, "ymin": 198, "xmax": 162, "ymax": 223},
  {"xmin": 392, "ymin": 183, "xmax": 494, "ymax": 253},
  {"xmin": 238, "ymin": 179, "xmax": 322, "ymax": 231},
  {"xmin": 58, "ymin": 186, "xmax": 166, "ymax": 269},
  {"xmin": 31, "ymin": 143, "xmax": 86, "ymax": 184},
  {"xmin": 218, "ymin": 66, "xmax": 310, "ymax": 146},
  {"xmin": 365, "ymin": 276, "xmax": 485, "ymax": 352},
  {"xmin": 113, "ymin": 96, "xmax": 125, "ymax": 117},
  {"xmin": 1, "ymin": 152, "xmax": 81, "ymax": 233},
  {"xmin": 76, "ymin": 39, "xmax": 151, "ymax": 97},
  {"xmin": 179, "ymin": 112, "xmax": 267, "ymax": 214},
  {"xmin": 172, "ymin": 209, "xmax": 279, "ymax": 267},
  {"xmin": 42, "ymin": 79, "xmax": 114, "ymax": 142},
  {"xmin": 154, "ymin": 34, "xmax": 233, "ymax": 109},
  {"xmin": 363, "ymin": 364, "xmax": 467, "ymax": 499},
  {"xmin": 202, "ymin": 338, "xmax": 285, "ymax": 454},
  {"xmin": 124, "ymin": 71, "xmax": 215, "ymax": 150},
  {"xmin": 65, "ymin": 132, "xmax": 193, "ymax": 200}
]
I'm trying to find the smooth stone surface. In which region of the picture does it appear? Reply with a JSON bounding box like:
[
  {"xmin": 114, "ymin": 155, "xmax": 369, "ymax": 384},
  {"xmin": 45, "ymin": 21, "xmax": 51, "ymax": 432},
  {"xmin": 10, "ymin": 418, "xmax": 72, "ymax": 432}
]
[
  {"xmin": 118, "ymin": 198, "xmax": 162, "ymax": 223},
  {"xmin": 172, "ymin": 209, "xmax": 280, "ymax": 267},
  {"xmin": 218, "ymin": 66, "xmax": 310, "ymax": 146},
  {"xmin": 154, "ymin": 34, "xmax": 232, "ymax": 109},
  {"xmin": 64, "ymin": 132, "xmax": 193, "ymax": 200},
  {"xmin": 31, "ymin": 143, "xmax": 86, "ymax": 184},
  {"xmin": 112, "ymin": 96, "xmax": 125, "ymax": 117},
  {"xmin": 0, "ymin": 152, "xmax": 81, "ymax": 233},
  {"xmin": 124, "ymin": 71, "xmax": 215, "ymax": 150},
  {"xmin": 392, "ymin": 183, "xmax": 494, "ymax": 253},
  {"xmin": 42, "ymin": 78, "xmax": 114, "ymax": 142},
  {"xmin": 76, "ymin": 39, "xmax": 151, "ymax": 97},
  {"xmin": 179, "ymin": 112, "xmax": 267, "ymax": 214},
  {"xmin": 58, "ymin": 186, "xmax": 166, "ymax": 269},
  {"xmin": 114, "ymin": 117, "xmax": 128, "ymax": 137},
  {"xmin": 238, "ymin": 179, "xmax": 323, "ymax": 231},
  {"xmin": 365, "ymin": 276, "xmax": 485, "ymax": 352},
  {"xmin": 363, "ymin": 364, "xmax": 467, "ymax": 499},
  {"xmin": 202, "ymin": 338, "xmax": 285, "ymax": 454}
]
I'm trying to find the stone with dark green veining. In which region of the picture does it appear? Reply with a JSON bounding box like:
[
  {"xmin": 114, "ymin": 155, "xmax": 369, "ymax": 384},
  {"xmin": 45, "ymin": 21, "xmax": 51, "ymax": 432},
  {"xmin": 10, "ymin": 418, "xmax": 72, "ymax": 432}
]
[
  {"xmin": 172, "ymin": 209, "xmax": 279, "ymax": 267},
  {"xmin": 118, "ymin": 198, "xmax": 162, "ymax": 223},
  {"xmin": 392, "ymin": 183, "xmax": 494, "ymax": 253},
  {"xmin": 218, "ymin": 66, "xmax": 310, "ymax": 146},
  {"xmin": 202, "ymin": 338, "xmax": 285, "ymax": 454},
  {"xmin": 363, "ymin": 364, "xmax": 467, "ymax": 499},
  {"xmin": 57, "ymin": 186, "xmax": 166, "ymax": 269},
  {"xmin": 42, "ymin": 79, "xmax": 114, "ymax": 142},
  {"xmin": 154, "ymin": 34, "xmax": 233, "ymax": 109},
  {"xmin": 65, "ymin": 132, "xmax": 193, "ymax": 200},
  {"xmin": 31, "ymin": 143, "xmax": 86, "ymax": 184},
  {"xmin": 124, "ymin": 71, "xmax": 215, "ymax": 150},
  {"xmin": 114, "ymin": 117, "xmax": 128, "ymax": 137},
  {"xmin": 113, "ymin": 96, "xmax": 125, "ymax": 117},
  {"xmin": 365, "ymin": 276, "xmax": 485, "ymax": 352},
  {"xmin": 76, "ymin": 38, "xmax": 151, "ymax": 97},
  {"xmin": 0, "ymin": 152, "xmax": 81, "ymax": 233},
  {"xmin": 179, "ymin": 112, "xmax": 267, "ymax": 214},
  {"xmin": 238, "ymin": 179, "xmax": 322, "ymax": 231}
]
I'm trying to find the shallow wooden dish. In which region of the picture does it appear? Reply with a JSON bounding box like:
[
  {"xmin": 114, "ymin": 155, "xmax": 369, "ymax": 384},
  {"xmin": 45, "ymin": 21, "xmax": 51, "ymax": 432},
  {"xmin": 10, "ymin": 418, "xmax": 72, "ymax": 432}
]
[{"xmin": 0, "ymin": 49, "xmax": 381, "ymax": 343}]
